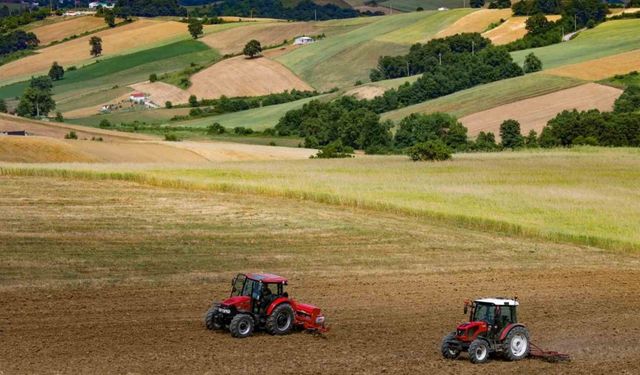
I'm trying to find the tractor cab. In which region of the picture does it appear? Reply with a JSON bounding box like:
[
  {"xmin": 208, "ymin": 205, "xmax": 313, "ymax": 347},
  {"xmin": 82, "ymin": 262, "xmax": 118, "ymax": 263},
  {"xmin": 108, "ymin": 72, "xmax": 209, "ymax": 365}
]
[
  {"xmin": 205, "ymin": 273, "xmax": 328, "ymax": 338},
  {"xmin": 442, "ymin": 297, "xmax": 530, "ymax": 364}
]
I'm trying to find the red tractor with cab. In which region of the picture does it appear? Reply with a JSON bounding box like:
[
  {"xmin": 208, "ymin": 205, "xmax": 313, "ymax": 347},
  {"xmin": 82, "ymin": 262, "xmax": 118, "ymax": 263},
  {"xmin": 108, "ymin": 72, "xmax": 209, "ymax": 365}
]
[
  {"xmin": 204, "ymin": 273, "xmax": 328, "ymax": 338},
  {"xmin": 441, "ymin": 297, "xmax": 530, "ymax": 364}
]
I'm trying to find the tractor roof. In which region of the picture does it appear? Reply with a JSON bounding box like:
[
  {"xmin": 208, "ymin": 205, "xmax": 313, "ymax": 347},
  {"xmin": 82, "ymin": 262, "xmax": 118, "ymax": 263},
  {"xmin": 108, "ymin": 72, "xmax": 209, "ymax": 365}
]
[
  {"xmin": 245, "ymin": 273, "xmax": 288, "ymax": 283},
  {"xmin": 475, "ymin": 298, "xmax": 519, "ymax": 306}
]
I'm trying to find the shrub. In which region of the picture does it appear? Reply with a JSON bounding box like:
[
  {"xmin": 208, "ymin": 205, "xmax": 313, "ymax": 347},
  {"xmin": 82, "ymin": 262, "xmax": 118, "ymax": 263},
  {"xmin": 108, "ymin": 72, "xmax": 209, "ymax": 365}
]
[
  {"xmin": 164, "ymin": 133, "xmax": 181, "ymax": 141},
  {"xmin": 523, "ymin": 53, "xmax": 542, "ymax": 73},
  {"xmin": 54, "ymin": 111, "xmax": 64, "ymax": 122},
  {"xmin": 207, "ymin": 122, "xmax": 226, "ymax": 134},
  {"xmin": 149, "ymin": 73, "xmax": 158, "ymax": 82},
  {"xmin": 165, "ymin": 101, "xmax": 172, "ymax": 109},
  {"xmin": 64, "ymin": 131, "xmax": 78, "ymax": 139},
  {"xmin": 572, "ymin": 135, "xmax": 598, "ymax": 146},
  {"xmin": 189, "ymin": 95, "xmax": 198, "ymax": 107},
  {"xmin": 407, "ymin": 140, "xmax": 452, "ymax": 161},
  {"xmin": 99, "ymin": 119, "xmax": 112, "ymax": 128},
  {"xmin": 311, "ymin": 140, "xmax": 354, "ymax": 159},
  {"xmin": 233, "ymin": 126, "xmax": 254, "ymax": 135},
  {"xmin": 500, "ymin": 119, "xmax": 524, "ymax": 148}
]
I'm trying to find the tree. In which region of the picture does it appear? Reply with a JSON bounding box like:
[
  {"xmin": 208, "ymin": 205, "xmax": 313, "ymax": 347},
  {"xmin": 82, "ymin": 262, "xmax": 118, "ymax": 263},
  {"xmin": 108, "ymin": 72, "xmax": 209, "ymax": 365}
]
[
  {"xmin": 165, "ymin": 101, "xmax": 173, "ymax": 109},
  {"xmin": 470, "ymin": 0, "xmax": 485, "ymax": 8},
  {"xmin": 149, "ymin": 73, "xmax": 158, "ymax": 82},
  {"xmin": 474, "ymin": 131, "xmax": 498, "ymax": 151},
  {"xmin": 525, "ymin": 129, "xmax": 539, "ymax": 147},
  {"xmin": 54, "ymin": 111, "xmax": 64, "ymax": 122},
  {"xmin": 104, "ymin": 9, "xmax": 116, "ymax": 27},
  {"xmin": 243, "ymin": 39, "xmax": 262, "ymax": 59},
  {"xmin": 523, "ymin": 53, "xmax": 542, "ymax": 73},
  {"xmin": 89, "ymin": 36, "xmax": 102, "ymax": 57},
  {"xmin": 407, "ymin": 140, "xmax": 452, "ymax": 161},
  {"xmin": 188, "ymin": 18, "xmax": 203, "ymax": 39},
  {"xmin": 525, "ymin": 13, "xmax": 551, "ymax": 35},
  {"xmin": 0, "ymin": 99, "xmax": 7, "ymax": 113},
  {"xmin": 48, "ymin": 61, "xmax": 64, "ymax": 81},
  {"xmin": 16, "ymin": 76, "xmax": 55, "ymax": 117},
  {"xmin": 188, "ymin": 94, "xmax": 198, "ymax": 107},
  {"xmin": 613, "ymin": 85, "xmax": 640, "ymax": 113},
  {"xmin": 500, "ymin": 119, "xmax": 524, "ymax": 148}
]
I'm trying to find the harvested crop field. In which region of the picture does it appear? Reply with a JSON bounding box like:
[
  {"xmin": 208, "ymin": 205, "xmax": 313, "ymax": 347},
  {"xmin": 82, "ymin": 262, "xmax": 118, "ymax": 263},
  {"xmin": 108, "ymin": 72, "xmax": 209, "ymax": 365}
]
[
  {"xmin": 200, "ymin": 22, "xmax": 322, "ymax": 54},
  {"xmin": 546, "ymin": 49, "xmax": 640, "ymax": 81},
  {"xmin": 189, "ymin": 56, "xmax": 313, "ymax": 99},
  {"xmin": 131, "ymin": 81, "xmax": 192, "ymax": 105},
  {"xmin": 167, "ymin": 140, "xmax": 316, "ymax": 161},
  {"xmin": 437, "ymin": 9, "xmax": 513, "ymax": 38},
  {"xmin": 0, "ymin": 19, "xmax": 188, "ymax": 82},
  {"xmin": 483, "ymin": 15, "xmax": 561, "ymax": 45},
  {"xmin": 460, "ymin": 83, "xmax": 622, "ymax": 137},
  {"xmin": 1, "ymin": 175, "xmax": 639, "ymax": 374},
  {"xmin": 30, "ymin": 15, "xmax": 109, "ymax": 46}
]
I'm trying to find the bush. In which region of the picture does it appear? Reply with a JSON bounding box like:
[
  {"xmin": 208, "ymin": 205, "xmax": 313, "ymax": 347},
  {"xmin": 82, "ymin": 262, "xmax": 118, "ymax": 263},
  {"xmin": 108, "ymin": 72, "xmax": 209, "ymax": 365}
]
[
  {"xmin": 407, "ymin": 140, "xmax": 452, "ymax": 161},
  {"xmin": 311, "ymin": 140, "xmax": 354, "ymax": 159},
  {"xmin": 233, "ymin": 126, "xmax": 254, "ymax": 135},
  {"xmin": 165, "ymin": 101, "xmax": 172, "ymax": 109},
  {"xmin": 54, "ymin": 111, "xmax": 64, "ymax": 122},
  {"xmin": 572, "ymin": 135, "xmax": 598, "ymax": 146},
  {"xmin": 64, "ymin": 131, "xmax": 78, "ymax": 139},
  {"xmin": 99, "ymin": 119, "xmax": 112, "ymax": 128},
  {"xmin": 207, "ymin": 122, "xmax": 226, "ymax": 134},
  {"xmin": 188, "ymin": 95, "xmax": 198, "ymax": 107},
  {"xmin": 500, "ymin": 119, "xmax": 524, "ymax": 148},
  {"xmin": 164, "ymin": 133, "xmax": 181, "ymax": 141},
  {"xmin": 523, "ymin": 53, "xmax": 542, "ymax": 73},
  {"xmin": 149, "ymin": 73, "xmax": 158, "ymax": 82}
]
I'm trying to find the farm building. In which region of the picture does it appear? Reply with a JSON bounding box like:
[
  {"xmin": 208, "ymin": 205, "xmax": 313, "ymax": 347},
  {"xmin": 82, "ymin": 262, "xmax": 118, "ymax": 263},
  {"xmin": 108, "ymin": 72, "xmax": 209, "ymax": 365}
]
[
  {"xmin": 129, "ymin": 92, "xmax": 147, "ymax": 104},
  {"xmin": 294, "ymin": 36, "xmax": 315, "ymax": 45},
  {"xmin": 88, "ymin": 2, "xmax": 114, "ymax": 9}
]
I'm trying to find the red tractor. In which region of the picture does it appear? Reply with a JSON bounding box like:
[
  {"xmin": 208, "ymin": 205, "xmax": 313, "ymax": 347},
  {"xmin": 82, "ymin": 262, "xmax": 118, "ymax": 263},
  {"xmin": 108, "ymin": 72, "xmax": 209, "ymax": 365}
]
[
  {"xmin": 204, "ymin": 273, "xmax": 328, "ymax": 338},
  {"xmin": 441, "ymin": 298, "xmax": 530, "ymax": 364}
]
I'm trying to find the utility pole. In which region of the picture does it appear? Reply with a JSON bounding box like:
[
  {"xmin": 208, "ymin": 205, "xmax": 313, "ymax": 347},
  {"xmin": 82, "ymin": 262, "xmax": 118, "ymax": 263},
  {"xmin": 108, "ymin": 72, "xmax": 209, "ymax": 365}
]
[
  {"xmin": 438, "ymin": 52, "xmax": 442, "ymax": 65},
  {"xmin": 561, "ymin": 26, "xmax": 564, "ymax": 41},
  {"xmin": 574, "ymin": 14, "xmax": 577, "ymax": 31},
  {"xmin": 314, "ymin": 9, "xmax": 317, "ymax": 22},
  {"xmin": 406, "ymin": 61, "xmax": 410, "ymax": 77},
  {"xmin": 472, "ymin": 40, "xmax": 475, "ymax": 55}
]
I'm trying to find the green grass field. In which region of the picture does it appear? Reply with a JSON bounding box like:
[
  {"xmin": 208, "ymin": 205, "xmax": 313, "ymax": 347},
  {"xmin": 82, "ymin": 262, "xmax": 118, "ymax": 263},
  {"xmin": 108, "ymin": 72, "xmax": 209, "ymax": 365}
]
[
  {"xmin": 511, "ymin": 19, "xmax": 640, "ymax": 70},
  {"xmin": 3, "ymin": 148, "xmax": 639, "ymax": 251},
  {"xmin": 380, "ymin": 0, "xmax": 467, "ymax": 12},
  {"xmin": 276, "ymin": 10, "xmax": 472, "ymax": 90},
  {"xmin": 0, "ymin": 40, "xmax": 219, "ymax": 109},
  {"xmin": 381, "ymin": 73, "xmax": 584, "ymax": 121},
  {"xmin": 66, "ymin": 107, "xmax": 192, "ymax": 127}
]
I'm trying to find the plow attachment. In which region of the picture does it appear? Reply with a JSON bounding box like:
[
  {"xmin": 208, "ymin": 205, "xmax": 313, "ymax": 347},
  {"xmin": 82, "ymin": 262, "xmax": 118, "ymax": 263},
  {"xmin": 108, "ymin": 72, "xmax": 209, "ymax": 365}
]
[{"xmin": 529, "ymin": 342, "xmax": 571, "ymax": 363}]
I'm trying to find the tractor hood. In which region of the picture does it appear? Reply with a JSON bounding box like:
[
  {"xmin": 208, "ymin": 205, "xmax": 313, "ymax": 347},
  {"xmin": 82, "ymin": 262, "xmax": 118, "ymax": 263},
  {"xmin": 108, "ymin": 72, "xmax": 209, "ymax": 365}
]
[
  {"xmin": 457, "ymin": 321, "xmax": 487, "ymax": 331},
  {"xmin": 220, "ymin": 295, "xmax": 251, "ymax": 307}
]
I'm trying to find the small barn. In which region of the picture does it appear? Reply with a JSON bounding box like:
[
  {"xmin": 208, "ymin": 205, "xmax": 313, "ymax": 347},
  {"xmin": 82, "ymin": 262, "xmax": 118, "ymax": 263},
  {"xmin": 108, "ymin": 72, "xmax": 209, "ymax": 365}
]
[
  {"xmin": 294, "ymin": 36, "xmax": 315, "ymax": 45},
  {"xmin": 129, "ymin": 92, "xmax": 147, "ymax": 104}
]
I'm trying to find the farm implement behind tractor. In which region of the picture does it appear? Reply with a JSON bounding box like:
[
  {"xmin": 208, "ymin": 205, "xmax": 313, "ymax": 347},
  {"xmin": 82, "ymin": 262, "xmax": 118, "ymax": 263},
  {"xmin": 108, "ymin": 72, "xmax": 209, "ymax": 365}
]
[
  {"xmin": 204, "ymin": 273, "xmax": 328, "ymax": 338},
  {"xmin": 441, "ymin": 297, "xmax": 570, "ymax": 364}
]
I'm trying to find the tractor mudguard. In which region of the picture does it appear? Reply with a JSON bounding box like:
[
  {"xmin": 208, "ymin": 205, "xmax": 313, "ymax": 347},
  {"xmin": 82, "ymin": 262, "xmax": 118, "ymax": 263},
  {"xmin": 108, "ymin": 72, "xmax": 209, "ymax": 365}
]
[
  {"xmin": 499, "ymin": 323, "xmax": 526, "ymax": 341},
  {"xmin": 266, "ymin": 297, "xmax": 292, "ymax": 315}
]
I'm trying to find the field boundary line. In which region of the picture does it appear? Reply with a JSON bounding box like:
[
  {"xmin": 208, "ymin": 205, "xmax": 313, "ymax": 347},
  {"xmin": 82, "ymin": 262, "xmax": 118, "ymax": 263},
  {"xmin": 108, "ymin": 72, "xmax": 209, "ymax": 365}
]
[{"xmin": 0, "ymin": 166, "xmax": 636, "ymax": 252}]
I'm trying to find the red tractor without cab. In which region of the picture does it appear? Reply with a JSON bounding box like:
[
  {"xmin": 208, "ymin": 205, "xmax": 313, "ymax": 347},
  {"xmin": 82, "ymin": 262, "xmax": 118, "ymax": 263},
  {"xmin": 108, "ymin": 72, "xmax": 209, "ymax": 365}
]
[
  {"xmin": 441, "ymin": 298, "xmax": 530, "ymax": 364},
  {"xmin": 204, "ymin": 273, "xmax": 328, "ymax": 338}
]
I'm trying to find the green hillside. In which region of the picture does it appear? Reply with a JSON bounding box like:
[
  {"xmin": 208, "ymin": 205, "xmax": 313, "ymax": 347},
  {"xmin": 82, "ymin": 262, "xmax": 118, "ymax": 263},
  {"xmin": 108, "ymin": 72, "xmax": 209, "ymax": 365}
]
[
  {"xmin": 276, "ymin": 9, "xmax": 474, "ymax": 90},
  {"xmin": 380, "ymin": 0, "xmax": 467, "ymax": 11},
  {"xmin": 511, "ymin": 19, "xmax": 640, "ymax": 70}
]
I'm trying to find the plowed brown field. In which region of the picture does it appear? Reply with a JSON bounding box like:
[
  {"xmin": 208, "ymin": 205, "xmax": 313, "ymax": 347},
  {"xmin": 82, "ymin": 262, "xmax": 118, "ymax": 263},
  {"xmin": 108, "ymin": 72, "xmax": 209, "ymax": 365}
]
[
  {"xmin": 483, "ymin": 15, "xmax": 562, "ymax": 45},
  {"xmin": 437, "ymin": 9, "xmax": 513, "ymax": 38},
  {"xmin": 1, "ymin": 176, "xmax": 639, "ymax": 374},
  {"xmin": 460, "ymin": 83, "xmax": 622, "ymax": 137},
  {"xmin": 131, "ymin": 81, "xmax": 192, "ymax": 105},
  {"xmin": 189, "ymin": 56, "xmax": 313, "ymax": 99},
  {"xmin": 31, "ymin": 15, "xmax": 108, "ymax": 46}
]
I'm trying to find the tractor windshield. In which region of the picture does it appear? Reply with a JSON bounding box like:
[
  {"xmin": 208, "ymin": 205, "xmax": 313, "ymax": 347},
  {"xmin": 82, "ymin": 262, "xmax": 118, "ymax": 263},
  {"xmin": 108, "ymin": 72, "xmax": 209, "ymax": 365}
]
[
  {"xmin": 473, "ymin": 303, "xmax": 496, "ymax": 323},
  {"xmin": 231, "ymin": 274, "xmax": 247, "ymax": 297}
]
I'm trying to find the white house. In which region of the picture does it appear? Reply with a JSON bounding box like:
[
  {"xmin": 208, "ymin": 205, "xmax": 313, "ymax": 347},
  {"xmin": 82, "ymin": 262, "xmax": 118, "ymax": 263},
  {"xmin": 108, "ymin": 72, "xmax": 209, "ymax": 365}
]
[
  {"xmin": 294, "ymin": 36, "xmax": 315, "ymax": 45},
  {"xmin": 129, "ymin": 92, "xmax": 147, "ymax": 104},
  {"xmin": 89, "ymin": 2, "xmax": 115, "ymax": 9}
]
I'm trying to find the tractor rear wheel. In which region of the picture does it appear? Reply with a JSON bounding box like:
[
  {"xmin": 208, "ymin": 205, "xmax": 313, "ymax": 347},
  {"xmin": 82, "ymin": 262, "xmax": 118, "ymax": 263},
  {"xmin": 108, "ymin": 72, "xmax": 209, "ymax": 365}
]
[
  {"xmin": 441, "ymin": 333, "xmax": 461, "ymax": 359},
  {"xmin": 468, "ymin": 339, "xmax": 490, "ymax": 364},
  {"xmin": 266, "ymin": 303, "xmax": 294, "ymax": 335},
  {"xmin": 229, "ymin": 314, "xmax": 254, "ymax": 338},
  {"xmin": 503, "ymin": 326, "xmax": 530, "ymax": 361},
  {"xmin": 204, "ymin": 306, "xmax": 223, "ymax": 330}
]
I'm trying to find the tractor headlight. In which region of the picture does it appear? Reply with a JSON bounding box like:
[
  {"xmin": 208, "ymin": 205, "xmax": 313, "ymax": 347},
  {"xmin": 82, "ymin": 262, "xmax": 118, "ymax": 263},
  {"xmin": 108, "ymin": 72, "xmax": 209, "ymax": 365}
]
[
  {"xmin": 218, "ymin": 308, "xmax": 231, "ymax": 314},
  {"xmin": 315, "ymin": 316, "xmax": 325, "ymax": 325}
]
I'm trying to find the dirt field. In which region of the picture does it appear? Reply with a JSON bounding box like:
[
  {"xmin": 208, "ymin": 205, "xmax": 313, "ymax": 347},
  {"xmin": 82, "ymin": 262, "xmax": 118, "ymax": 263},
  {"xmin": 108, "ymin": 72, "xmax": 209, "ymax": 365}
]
[
  {"xmin": 131, "ymin": 81, "xmax": 192, "ymax": 105},
  {"xmin": 1, "ymin": 176, "xmax": 638, "ymax": 374},
  {"xmin": 546, "ymin": 49, "xmax": 640, "ymax": 81},
  {"xmin": 346, "ymin": 85, "xmax": 387, "ymax": 100},
  {"xmin": 31, "ymin": 15, "xmax": 108, "ymax": 46},
  {"xmin": 189, "ymin": 56, "xmax": 313, "ymax": 99},
  {"xmin": 0, "ymin": 19, "xmax": 188, "ymax": 81},
  {"xmin": 200, "ymin": 22, "xmax": 321, "ymax": 54},
  {"xmin": 460, "ymin": 83, "xmax": 622, "ymax": 137},
  {"xmin": 483, "ymin": 15, "xmax": 562, "ymax": 45},
  {"xmin": 437, "ymin": 9, "xmax": 513, "ymax": 38}
]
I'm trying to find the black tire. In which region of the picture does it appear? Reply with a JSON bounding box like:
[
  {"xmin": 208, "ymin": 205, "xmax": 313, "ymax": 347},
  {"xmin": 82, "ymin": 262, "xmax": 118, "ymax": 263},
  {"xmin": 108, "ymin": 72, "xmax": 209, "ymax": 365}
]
[
  {"xmin": 441, "ymin": 333, "xmax": 461, "ymax": 359},
  {"xmin": 265, "ymin": 303, "xmax": 294, "ymax": 335},
  {"xmin": 468, "ymin": 339, "xmax": 490, "ymax": 364},
  {"xmin": 503, "ymin": 326, "xmax": 530, "ymax": 361},
  {"xmin": 229, "ymin": 314, "xmax": 254, "ymax": 338},
  {"xmin": 204, "ymin": 305, "xmax": 223, "ymax": 330}
]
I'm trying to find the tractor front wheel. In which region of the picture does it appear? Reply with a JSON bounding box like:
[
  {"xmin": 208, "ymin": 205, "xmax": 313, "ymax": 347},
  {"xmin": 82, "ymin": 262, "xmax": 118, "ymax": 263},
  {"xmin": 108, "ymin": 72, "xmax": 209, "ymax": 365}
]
[
  {"xmin": 503, "ymin": 326, "xmax": 530, "ymax": 361},
  {"xmin": 468, "ymin": 339, "xmax": 490, "ymax": 364},
  {"xmin": 441, "ymin": 333, "xmax": 461, "ymax": 359},
  {"xmin": 204, "ymin": 305, "xmax": 223, "ymax": 330},
  {"xmin": 266, "ymin": 303, "xmax": 294, "ymax": 335},
  {"xmin": 229, "ymin": 314, "xmax": 254, "ymax": 338}
]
